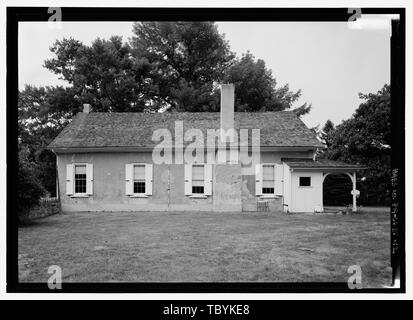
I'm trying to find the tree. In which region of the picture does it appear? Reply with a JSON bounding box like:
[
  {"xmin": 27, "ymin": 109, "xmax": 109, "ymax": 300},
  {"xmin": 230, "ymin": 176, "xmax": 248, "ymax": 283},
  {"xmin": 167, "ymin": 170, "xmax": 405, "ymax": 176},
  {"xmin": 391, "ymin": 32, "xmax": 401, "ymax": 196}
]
[
  {"xmin": 44, "ymin": 23, "xmax": 309, "ymax": 113},
  {"xmin": 17, "ymin": 145, "xmax": 45, "ymax": 221},
  {"xmin": 44, "ymin": 25, "xmax": 235, "ymax": 112},
  {"xmin": 131, "ymin": 21, "xmax": 235, "ymax": 111},
  {"xmin": 320, "ymin": 119, "xmax": 335, "ymax": 148},
  {"xmin": 221, "ymin": 52, "xmax": 310, "ymax": 114},
  {"xmin": 292, "ymin": 102, "xmax": 312, "ymax": 117},
  {"xmin": 44, "ymin": 36, "xmax": 154, "ymax": 112},
  {"xmin": 320, "ymin": 84, "xmax": 391, "ymax": 205},
  {"xmin": 18, "ymin": 85, "xmax": 77, "ymax": 195}
]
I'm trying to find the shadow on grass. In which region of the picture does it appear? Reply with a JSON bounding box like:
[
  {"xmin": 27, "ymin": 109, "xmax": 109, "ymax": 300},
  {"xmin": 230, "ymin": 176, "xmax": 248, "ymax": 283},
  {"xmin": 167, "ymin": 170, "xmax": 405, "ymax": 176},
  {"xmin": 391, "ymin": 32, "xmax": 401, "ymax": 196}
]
[{"xmin": 18, "ymin": 215, "xmax": 62, "ymax": 228}]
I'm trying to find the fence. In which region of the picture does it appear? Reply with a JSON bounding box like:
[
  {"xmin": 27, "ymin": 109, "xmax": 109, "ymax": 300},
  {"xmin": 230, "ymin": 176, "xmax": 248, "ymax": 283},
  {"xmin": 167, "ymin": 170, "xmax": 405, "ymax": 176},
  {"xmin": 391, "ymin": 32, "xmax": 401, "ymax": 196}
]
[
  {"xmin": 39, "ymin": 197, "xmax": 59, "ymax": 204},
  {"xmin": 29, "ymin": 197, "xmax": 60, "ymax": 219}
]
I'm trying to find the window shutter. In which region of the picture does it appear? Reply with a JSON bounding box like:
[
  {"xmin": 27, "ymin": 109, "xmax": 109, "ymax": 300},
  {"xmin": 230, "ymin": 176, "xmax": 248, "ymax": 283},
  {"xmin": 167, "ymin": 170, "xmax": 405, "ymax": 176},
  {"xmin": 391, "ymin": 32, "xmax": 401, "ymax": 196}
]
[
  {"xmin": 184, "ymin": 164, "xmax": 192, "ymax": 195},
  {"xmin": 66, "ymin": 164, "xmax": 74, "ymax": 195},
  {"xmin": 145, "ymin": 164, "xmax": 153, "ymax": 195},
  {"xmin": 255, "ymin": 164, "xmax": 263, "ymax": 195},
  {"xmin": 86, "ymin": 163, "xmax": 94, "ymax": 195},
  {"xmin": 274, "ymin": 164, "xmax": 283, "ymax": 195},
  {"xmin": 125, "ymin": 164, "xmax": 133, "ymax": 195},
  {"xmin": 204, "ymin": 164, "xmax": 213, "ymax": 196}
]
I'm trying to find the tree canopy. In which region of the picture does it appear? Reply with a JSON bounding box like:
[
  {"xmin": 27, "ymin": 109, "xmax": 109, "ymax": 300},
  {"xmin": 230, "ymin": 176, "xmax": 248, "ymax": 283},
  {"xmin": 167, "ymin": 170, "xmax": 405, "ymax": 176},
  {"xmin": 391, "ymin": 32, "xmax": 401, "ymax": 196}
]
[
  {"xmin": 220, "ymin": 52, "xmax": 308, "ymax": 114},
  {"xmin": 319, "ymin": 119, "xmax": 335, "ymax": 148},
  {"xmin": 44, "ymin": 36, "xmax": 152, "ymax": 112},
  {"xmin": 320, "ymin": 84, "xmax": 391, "ymax": 206},
  {"xmin": 42, "ymin": 22, "xmax": 308, "ymax": 113},
  {"xmin": 18, "ymin": 85, "xmax": 77, "ymax": 199}
]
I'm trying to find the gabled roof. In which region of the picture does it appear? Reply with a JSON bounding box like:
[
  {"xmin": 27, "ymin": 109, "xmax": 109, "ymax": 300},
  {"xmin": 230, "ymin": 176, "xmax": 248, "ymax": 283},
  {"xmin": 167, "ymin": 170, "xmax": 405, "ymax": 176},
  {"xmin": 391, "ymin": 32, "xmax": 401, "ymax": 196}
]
[
  {"xmin": 48, "ymin": 111, "xmax": 324, "ymax": 151},
  {"xmin": 282, "ymin": 158, "xmax": 366, "ymax": 170}
]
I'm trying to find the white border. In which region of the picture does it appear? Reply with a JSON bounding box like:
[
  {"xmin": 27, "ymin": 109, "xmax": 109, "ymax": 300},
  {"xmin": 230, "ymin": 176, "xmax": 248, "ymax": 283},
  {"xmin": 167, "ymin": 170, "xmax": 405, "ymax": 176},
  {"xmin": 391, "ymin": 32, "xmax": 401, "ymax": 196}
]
[{"xmin": 0, "ymin": 0, "xmax": 410, "ymax": 300}]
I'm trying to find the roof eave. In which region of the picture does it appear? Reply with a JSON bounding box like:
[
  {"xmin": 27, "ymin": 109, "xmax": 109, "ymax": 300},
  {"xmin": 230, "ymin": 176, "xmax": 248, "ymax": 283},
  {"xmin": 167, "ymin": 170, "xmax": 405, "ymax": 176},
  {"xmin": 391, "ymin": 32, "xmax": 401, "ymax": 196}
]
[
  {"xmin": 287, "ymin": 166, "xmax": 367, "ymax": 171},
  {"xmin": 49, "ymin": 146, "xmax": 155, "ymax": 153},
  {"xmin": 50, "ymin": 144, "xmax": 323, "ymax": 154}
]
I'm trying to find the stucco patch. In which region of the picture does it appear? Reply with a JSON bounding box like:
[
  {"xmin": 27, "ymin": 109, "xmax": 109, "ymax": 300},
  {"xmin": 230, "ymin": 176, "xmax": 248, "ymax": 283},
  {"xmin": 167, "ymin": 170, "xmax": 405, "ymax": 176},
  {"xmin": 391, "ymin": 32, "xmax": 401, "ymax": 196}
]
[
  {"xmin": 241, "ymin": 178, "xmax": 257, "ymax": 212},
  {"xmin": 213, "ymin": 164, "xmax": 242, "ymax": 212}
]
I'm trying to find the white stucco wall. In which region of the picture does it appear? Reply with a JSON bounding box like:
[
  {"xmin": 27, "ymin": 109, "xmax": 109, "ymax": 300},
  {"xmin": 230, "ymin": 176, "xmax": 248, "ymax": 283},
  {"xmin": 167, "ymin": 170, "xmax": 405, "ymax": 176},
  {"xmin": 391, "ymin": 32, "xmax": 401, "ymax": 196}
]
[
  {"xmin": 56, "ymin": 149, "xmax": 317, "ymax": 213},
  {"xmin": 57, "ymin": 152, "xmax": 214, "ymax": 212}
]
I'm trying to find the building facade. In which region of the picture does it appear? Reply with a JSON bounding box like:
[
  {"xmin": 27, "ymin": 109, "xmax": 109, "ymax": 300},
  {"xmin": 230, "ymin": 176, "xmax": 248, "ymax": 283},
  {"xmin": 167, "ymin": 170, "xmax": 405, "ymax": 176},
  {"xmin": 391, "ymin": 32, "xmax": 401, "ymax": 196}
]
[{"xmin": 49, "ymin": 85, "xmax": 363, "ymax": 213}]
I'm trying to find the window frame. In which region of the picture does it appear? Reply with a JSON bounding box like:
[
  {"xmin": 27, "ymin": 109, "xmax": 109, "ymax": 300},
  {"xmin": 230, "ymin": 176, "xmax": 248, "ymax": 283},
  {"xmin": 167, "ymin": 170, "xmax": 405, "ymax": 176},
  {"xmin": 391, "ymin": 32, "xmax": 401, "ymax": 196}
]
[
  {"xmin": 72, "ymin": 163, "xmax": 89, "ymax": 197},
  {"xmin": 191, "ymin": 163, "xmax": 205, "ymax": 195},
  {"xmin": 132, "ymin": 163, "xmax": 147, "ymax": 196},
  {"xmin": 261, "ymin": 163, "xmax": 276, "ymax": 195},
  {"xmin": 299, "ymin": 176, "xmax": 312, "ymax": 188}
]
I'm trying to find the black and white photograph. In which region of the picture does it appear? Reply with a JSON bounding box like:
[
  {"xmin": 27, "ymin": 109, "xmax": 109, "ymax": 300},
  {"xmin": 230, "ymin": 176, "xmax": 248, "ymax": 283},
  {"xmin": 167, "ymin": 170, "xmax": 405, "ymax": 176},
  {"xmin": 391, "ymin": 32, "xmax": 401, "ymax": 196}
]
[{"xmin": 3, "ymin": 3, "xmax": 408, "ymax": 301}]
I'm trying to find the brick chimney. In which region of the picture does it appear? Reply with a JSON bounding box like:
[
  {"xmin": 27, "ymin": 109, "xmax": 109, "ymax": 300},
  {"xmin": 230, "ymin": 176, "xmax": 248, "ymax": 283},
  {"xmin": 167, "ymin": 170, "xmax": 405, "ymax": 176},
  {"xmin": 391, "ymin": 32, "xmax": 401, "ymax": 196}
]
[
  {"xmin": 83, "ymin": 104, "xmax": 92, "ymax": 114},
  {"xmin": 220, "ymin": 84, "xmax": 235, "ymax": 143}
]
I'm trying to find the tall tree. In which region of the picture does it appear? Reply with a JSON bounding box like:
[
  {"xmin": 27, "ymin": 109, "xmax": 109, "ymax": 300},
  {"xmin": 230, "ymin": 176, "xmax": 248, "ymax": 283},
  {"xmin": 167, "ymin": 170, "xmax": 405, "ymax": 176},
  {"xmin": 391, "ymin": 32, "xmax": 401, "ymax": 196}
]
[
  {"xmin": 320, "ymin": 84, "xmax": 391, "ymax": 205},
  {"xmin": 18, "ymin": 85, "xmax": 78, "ymax": 196},
  {"xmin": 320, "ymin": 119, "xmax": 335, "ymax": 148},
  {"xmin": 43, "ymin": 23, "xmax": 310, "ymax": 114},
  {"xmin": 44, "ymin": 36, "xmax": 154, "ymax": 112},
  {"xmin": 131, "ymin": 21, "xmax": 235, "ymax": 111},
  {"xmin": 221, "ymin": 52, "xmax": 307, "ymax": 113}
]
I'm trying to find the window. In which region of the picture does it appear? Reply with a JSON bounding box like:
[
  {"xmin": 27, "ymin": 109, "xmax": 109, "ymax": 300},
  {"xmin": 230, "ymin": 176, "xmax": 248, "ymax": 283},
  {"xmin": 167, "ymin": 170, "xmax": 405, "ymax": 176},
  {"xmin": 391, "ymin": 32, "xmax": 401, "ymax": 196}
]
[
  {"xmin": 255, "ymin": 163, "xmax": 282, "ymax": 196},
  {"xmin": 299, "ymin": 176, "xmax": 311, "ymax": 187},
  {"xmin": 125, "ymin": 163, "xmax": 152, "ymax": 196},
  {"xmin": 74, "ymin": 164, "xmax": 87, "ymax": 194},
  {"xmin": 184, "ymin": 164, "xmax": 212, "ymax": 196},
  {"xmin": 192, "ymin": 164, "xmax": 204, "ymax": 194},
  {"xmin": 133, "ymin": 164, "xmax": 146, "ymax": 194},
  {"xmin": 66, "ymin": 163, "xmax": 93, "ymax": 196},
  {"xmin": 262, "ymin": 164, "xmax": 275, "ymax": 194}
]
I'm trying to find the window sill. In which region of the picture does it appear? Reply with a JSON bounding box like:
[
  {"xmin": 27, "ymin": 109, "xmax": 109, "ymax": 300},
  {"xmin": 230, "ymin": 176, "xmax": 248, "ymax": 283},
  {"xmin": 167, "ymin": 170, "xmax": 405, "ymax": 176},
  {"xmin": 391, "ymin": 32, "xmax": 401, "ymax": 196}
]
[
  {"xmin": 259, "ymin": 195, "xmax": 281, "ymax": 199},
  {"xmin": 189, "ymin": 195, "xmax": 208, "ymax": 199},
  {"xmin": 129, "ymin": 194, "xmax": 149, "ymax": 198},
  {"xmin": 70, "ymin": 194, "xmax": 90, "ymax": 198}
]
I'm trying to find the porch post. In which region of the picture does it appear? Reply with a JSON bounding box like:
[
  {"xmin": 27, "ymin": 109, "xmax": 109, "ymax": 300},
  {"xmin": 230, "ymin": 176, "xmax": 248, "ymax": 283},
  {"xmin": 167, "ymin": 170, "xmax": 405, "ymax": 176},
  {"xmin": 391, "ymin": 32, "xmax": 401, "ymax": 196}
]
[{"xmin": 352, "ymin": 171, "xmax": 357, "ymax": 212}]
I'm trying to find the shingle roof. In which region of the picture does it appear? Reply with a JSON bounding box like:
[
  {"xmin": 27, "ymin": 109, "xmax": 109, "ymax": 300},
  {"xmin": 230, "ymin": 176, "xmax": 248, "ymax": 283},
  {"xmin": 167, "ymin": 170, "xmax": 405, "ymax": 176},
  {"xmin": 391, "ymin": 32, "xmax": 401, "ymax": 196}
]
[
  {"xmin": 48, "ymin": 111, "xmax": 324, "ymax": 150},
  {"xmin": 282, "ymin": 158, "xmax": 366, "ymax": 169}
]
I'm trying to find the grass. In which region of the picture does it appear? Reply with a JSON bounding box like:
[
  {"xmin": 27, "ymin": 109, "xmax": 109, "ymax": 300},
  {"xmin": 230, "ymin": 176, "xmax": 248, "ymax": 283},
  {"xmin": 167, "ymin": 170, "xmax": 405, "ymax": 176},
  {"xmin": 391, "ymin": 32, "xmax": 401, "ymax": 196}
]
[{"xmin": 18, "ymin": 209, "xmax": 391, "ymax": 287}]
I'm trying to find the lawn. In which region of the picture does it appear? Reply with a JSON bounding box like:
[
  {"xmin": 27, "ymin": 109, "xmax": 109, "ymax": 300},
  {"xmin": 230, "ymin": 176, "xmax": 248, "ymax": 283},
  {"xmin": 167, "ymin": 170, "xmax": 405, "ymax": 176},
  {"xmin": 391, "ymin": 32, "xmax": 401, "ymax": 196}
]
[{"xmin": 18, "ymin": 210, "xmax": 391, "ymax": 287}]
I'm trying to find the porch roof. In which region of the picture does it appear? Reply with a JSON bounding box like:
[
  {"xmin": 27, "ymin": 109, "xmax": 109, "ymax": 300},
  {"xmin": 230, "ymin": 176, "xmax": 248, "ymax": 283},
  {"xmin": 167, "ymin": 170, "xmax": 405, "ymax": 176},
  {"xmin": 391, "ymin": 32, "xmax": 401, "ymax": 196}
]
[{"xmin": 282, "ymin": 158, "xmax": 366, "ymax": 171}]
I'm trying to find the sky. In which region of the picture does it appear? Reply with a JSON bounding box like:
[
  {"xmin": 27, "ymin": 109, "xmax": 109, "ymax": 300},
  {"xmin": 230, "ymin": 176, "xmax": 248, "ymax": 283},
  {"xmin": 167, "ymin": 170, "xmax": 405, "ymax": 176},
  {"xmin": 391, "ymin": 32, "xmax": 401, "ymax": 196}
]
[{"xmin": 18, "ymin": 21, "xmax": 390, "ymax": 128}]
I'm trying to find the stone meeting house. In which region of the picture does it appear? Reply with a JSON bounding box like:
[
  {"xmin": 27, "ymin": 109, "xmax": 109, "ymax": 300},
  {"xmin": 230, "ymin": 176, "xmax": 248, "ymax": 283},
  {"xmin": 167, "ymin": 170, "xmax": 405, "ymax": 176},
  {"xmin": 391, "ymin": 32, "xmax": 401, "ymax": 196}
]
[{"xmin": 48, "ymin": 84, "xmax": 363, "ymax": 213}]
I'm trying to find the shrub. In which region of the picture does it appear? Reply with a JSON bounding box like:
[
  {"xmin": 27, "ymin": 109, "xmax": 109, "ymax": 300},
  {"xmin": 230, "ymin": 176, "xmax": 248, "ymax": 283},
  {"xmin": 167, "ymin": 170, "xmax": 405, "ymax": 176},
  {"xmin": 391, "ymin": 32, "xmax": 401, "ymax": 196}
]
[{"xmin": 17, "ymin": 160, "xmax": 45, "ymax": 223}]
